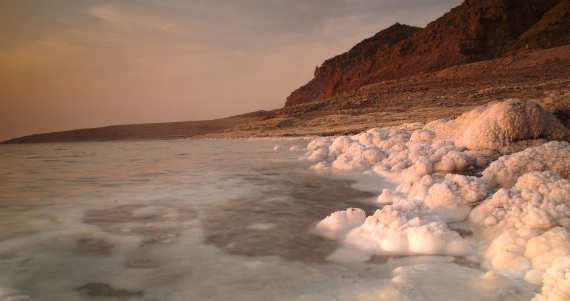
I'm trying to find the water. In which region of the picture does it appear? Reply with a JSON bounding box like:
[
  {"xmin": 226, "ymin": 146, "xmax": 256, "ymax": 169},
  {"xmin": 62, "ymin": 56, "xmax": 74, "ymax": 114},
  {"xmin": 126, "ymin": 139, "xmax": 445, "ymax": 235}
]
[
  {"xmin": 0, "ymin": 140, "xmax": 385, "ymax": 300},
  {"xmin": 0, "ymin": 140, "xmax": 537, "ymax": 301}
]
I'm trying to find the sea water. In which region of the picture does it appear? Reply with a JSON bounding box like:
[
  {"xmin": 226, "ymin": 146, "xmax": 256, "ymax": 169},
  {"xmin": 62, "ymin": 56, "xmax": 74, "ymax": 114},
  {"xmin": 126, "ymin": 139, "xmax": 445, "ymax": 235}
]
[{"xmin": 0, "ymin": 140, "xmax": 536, "ymax": 300}]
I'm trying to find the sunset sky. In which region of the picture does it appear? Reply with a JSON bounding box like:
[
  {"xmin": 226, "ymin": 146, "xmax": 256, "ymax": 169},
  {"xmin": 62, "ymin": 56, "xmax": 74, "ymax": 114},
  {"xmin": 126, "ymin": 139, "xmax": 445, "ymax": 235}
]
[{"xmin": 0, "ymin": 0, "xmax": 463, "ymax": 141}]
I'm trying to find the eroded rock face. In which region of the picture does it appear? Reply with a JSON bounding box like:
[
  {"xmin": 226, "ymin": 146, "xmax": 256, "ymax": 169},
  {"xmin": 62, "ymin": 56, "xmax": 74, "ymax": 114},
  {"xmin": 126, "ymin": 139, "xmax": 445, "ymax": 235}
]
[
  {"xmin": 285, "ymin": 23, "xmax": 420, "ymax": 106},
  {"xmin": 497, "ymin": 0, "xmax": 570, "ymax": 57},
  {"xmin": 286, "ymin": 0, "xmax": 566, "ymax": 106}
]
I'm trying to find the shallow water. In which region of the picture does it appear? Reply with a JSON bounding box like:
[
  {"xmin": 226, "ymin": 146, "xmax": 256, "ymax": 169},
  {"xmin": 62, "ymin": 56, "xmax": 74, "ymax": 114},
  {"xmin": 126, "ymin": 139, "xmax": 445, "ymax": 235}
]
[{"xmin": 0, "ymin": 140, "xmax": 536, "ymax": 300}]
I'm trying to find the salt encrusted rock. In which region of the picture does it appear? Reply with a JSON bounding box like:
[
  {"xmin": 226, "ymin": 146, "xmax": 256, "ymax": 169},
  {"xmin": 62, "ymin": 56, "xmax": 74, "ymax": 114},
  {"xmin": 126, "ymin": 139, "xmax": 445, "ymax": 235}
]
[
  {"xmin": 471, "ymin": 171, "xmax": 570, "ymax": 232},
  {"xmin": 307, "ymin": 137, "xmax": 333, "ymax": 151},
  {"xmin": 377, "ymin": 174, "xmax": 435, "ymax": 204},
  {"xmin": 304, "ymin": 99, "xmax": 570, "ymax": 299},
  {"xmin": 533, "ymin": 255, "xmax": 570, "ymax": 301},
  {"xmin": 425, "ymin": 174, "xmax": 490, "ymax": 222},
  {"xmin": 479, "ymin": 226, "xmax": 570, "ymax": 281},
  {"xmin": 482, "ymin": 141, "xmax": 570, "ymax": 188},
  {"xmin": 310, "ymin": 161, "xmax": 330, "ymax": 170},
  {"xmin": 433, "ymin": 151, "xmax": 475, "ymax": 171},
  {"xmin": 329, "ymin": 136, "xmax": 354, "ymax": 153},
  {"xmin": 425, "ymin": 99, "xmax": 570, "ymax": 154},
  {"xmin": 410, "ymin": 129, "xmax": 436, "ymax": 143},
  {"xmin": 305, "ymin": 148, "xmax": 329, "ymax": 161},
  {"xmin": 315, "ymin": 208, "xmax": 366, "ymax": 238},
  {"xmin": 345, "ymin": 198, "xmax": 472, "ymax": 256}
]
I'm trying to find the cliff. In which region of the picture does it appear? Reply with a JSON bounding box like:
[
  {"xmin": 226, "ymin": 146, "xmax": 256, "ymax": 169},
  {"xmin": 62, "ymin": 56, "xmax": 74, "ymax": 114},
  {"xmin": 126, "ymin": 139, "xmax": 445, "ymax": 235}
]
[
  {"xmin": 498, "ymin": 0, "xmax": 570, "ymax": 57},
  {"xmin": 286, "ymin": 0, "xmax": 567, "ymax": 106}
]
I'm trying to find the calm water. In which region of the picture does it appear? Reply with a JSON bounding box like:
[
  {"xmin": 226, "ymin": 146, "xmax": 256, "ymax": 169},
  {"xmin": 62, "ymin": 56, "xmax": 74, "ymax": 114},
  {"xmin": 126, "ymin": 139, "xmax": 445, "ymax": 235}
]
[
  {"xmin": 0, "ymin": 139, "xmax": 401, "ymax": 301},
  {"xmin": 1, "ymin": 140, "xmax": 535, "ymax": 301}
]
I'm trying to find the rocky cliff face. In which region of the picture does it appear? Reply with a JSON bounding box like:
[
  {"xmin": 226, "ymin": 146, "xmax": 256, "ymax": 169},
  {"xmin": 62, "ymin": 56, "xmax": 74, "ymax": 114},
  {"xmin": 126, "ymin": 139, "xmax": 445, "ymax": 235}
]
[
  {"xmin": 498, "ymin": 0, "xmax": 570, "ymax": 57},
  {"xmin": 285, "ymin": 23, "xmax": 420, "ymax": 106},
  {"xmin": 286, "ymin": 0, "xmax": 567, "ymax": 106}
]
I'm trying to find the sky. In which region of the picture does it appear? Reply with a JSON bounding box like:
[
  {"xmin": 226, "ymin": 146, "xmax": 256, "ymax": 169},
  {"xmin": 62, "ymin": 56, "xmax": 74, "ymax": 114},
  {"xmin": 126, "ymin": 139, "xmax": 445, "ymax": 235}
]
[{"xmin": 0, "ymin": 0, "xmax": 463, "ymax": 141}]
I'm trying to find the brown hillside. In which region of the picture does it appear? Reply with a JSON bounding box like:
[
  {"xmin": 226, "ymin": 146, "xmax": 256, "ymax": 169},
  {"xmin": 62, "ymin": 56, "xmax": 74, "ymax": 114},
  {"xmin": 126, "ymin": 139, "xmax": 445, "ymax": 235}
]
[
  {"xmin": 285, "ymin": 23, "xmax": 420, "ymax": 106},
  {"xmin": 286, "ymin": 0, "xmax": 563, "ymax": 106},
  {"xmin": 498, "ymin": 0, "xmax": 570, "ymax": 57}
]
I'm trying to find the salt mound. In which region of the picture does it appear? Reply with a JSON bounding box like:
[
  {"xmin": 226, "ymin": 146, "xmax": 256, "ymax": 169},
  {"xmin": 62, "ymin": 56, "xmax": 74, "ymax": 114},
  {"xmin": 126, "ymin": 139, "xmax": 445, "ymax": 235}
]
[
  {"xmin": 425, "ymin": 174, "xmax": 490, "ymax": 223},
  {"xmin": 377, "ymin": 174, "xmax": 434, "ymax": 205},
  {"xmin": 471, "ymin": 171, "xmax": 570, "ymax": 231},
  {"xmin": 307, "ymin": 137, "xmax": 332, "ymax": 151},
  {"xmin": 482, "ymin": 141, "xmax": 570, "ymax": 188},
  {"xmin": 315, "ymin": 208, "xmax": 366, "ymax": 238},
  {"xmin": 331, "ymin": 153, "xmax": 370, "ymax": 171},
  {"xmin": 310, "ymin": 161, "xmax": 330, "ymax": 170},
  {"xmin": 344, "ymin": 199, "xmax": 472, "ymax": 256},
  {"xmin": 467, "ymin": 171, "xmax": 570, "ymax": 280},
  {"xmin": 533, "ymin": 255, "xmax": 570, "ymax": 301},
  {"xmin": 425, "ymin": 99, "xmax": 570, "ymax": 154}
]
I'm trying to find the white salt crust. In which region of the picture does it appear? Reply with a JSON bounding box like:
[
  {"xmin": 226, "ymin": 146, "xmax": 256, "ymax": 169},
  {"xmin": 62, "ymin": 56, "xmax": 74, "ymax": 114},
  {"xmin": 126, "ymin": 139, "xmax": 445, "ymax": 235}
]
[
  {"xmin": 425, "ymin": 99, "xmax": 570, "ymax": 154},
  {"xmin": 533, "ymin": 255, "xmax": 570, "ymax": 301},
  {"xmin": 304, "ymin": 99, "xmax": 570, "ymax": 300},
  {"xmin": 343, "ymin": 199, "xmax": 473, "ymax": 256},
  {"xmin": 482, "ymin": 141, "xmax": 570, "ymax": 188}
]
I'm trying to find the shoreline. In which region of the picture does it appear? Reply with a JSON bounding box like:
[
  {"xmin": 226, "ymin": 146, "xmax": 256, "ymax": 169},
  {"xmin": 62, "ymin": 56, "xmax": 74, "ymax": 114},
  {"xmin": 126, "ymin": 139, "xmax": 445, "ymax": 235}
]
[{"xmin": 3, "ymin": 46, "xmax": 569, "ymax": 144}]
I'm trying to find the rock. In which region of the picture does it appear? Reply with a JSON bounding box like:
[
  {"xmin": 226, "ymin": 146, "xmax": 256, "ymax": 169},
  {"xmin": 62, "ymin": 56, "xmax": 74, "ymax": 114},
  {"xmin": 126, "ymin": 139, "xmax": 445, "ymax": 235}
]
[{"xmin": 286, "ymin": 0, "xmax": 567, "ymax": 107}]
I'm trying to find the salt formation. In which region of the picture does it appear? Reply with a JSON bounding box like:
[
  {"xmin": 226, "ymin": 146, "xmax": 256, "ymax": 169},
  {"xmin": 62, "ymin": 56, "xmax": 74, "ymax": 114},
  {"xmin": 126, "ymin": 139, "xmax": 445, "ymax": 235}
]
[
  {"xmin": 304, "ymin": 99, "xmax": 570, "ymax": 300},
  {"xmin": 318, "ymin": 199, "xmax": 472, "ymax": 257},
  {"xmin": 471, "ymin": 171, "xmax": 570, "ymax": 231},
  {"xmin": 466, "ymin": 171, "xmax": 570, "ymax": 281},
  {"xmin": 315, "ymin": 208, "xmax": 366, "ymax": 238},
  {"xmin": 533, "ymin": 255, "xmax": 570, "ymax": 301},
  {"xmin": 377, "ymin": 174, "xmax": 434, "ymax": 205},
  {"xmin": 482, "ymin": 141, "xmax": 570, "ymax": 188},
  {"xmin": 310, "ymin": 161, "xmax": 331, "ymax": 170},
  {"xmin": 425, "ymin": 99, "xmax": 570, "ymax": 154},
  {"xmin": 425, "ymin": 174, "xmax": 490, "ymax": 222},
  {"xmin": 343, "ymin": 199, "xmax": 472, "ymax": 256}
]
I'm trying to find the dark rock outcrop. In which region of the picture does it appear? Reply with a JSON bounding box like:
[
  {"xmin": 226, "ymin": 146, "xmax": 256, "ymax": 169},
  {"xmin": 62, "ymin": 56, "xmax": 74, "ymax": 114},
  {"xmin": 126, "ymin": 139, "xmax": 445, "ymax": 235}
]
[
  {"xmin": 497, "ymin": 0, "xmax": 570, "ymax": 57},
  {"xmin": 285, "ymin": 23, "xmax": 420, "ymax": 106},
  {"xmin": 286, "ymin": 0, "xmax": 567, "ymax": 106}
]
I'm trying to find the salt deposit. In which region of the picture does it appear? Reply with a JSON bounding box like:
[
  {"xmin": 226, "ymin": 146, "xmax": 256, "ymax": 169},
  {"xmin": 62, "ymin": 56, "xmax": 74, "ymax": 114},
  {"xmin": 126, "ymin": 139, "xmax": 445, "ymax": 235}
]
[
  {"xmin": 470, "ymin": 171, "xmax": 570, "ymax": 231},
  {"xmin": 482, "ymin": 141, "xmax": 570, "ymax": 188},
  {"xmin": 321, "ymin": 198, "xmax": 473, "ymax": 258},
  {"xmin": 425, "ymin": 99, "xmax": 570, "ymax": 154},
  {"xmin": 305, "ymin": 99, "xmax": 570, "ymax": 301},
  {"xmin": 424, "ymin": 174, "xmax": 490, "ymax": 223},
  {"xmin": 315, "ymin": 208, "xmax": 366, "ymax": 238},
  {"xmin": 533, "ymin": 255, "xmax": 570, "ymax": 301}
]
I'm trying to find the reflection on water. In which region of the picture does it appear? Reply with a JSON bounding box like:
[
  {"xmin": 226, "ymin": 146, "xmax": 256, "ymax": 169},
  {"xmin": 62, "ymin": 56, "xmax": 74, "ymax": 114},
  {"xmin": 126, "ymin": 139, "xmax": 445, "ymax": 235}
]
[
  {"xmin": 203, "ymin": 162, "xmax": 379, "ymax": 263},
  {"xmin": 0, "ymin": 140, "xmax": 505, "ymax": 301}
]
